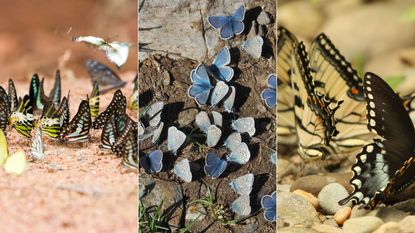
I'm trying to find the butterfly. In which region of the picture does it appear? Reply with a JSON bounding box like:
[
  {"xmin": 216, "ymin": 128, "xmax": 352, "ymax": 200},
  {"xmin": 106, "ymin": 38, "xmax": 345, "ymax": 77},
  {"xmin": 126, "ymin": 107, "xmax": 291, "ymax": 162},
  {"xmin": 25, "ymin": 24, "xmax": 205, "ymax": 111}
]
[
  {"xmin": 291, "ymin": 41, "xmax": 342, "ymax": 161},
  {"xmin": 59, "ymin": 100, "xmax": 91, "ymax": 142},
  {"xmin": 88, "ymin": 81, "xmax": 100, "ymax": 119},
  {"xmin": 207, "ymin": 47, "xmax": 234, "ymax": 82},
  {"xmin": 49, "ymin": 70, "xmax": 61, "ymax": 107},
  {"xmin": 261, "ymin": 191, "xmax": 276, "ymax": 222},
  {"xmin": 36, "ymin": 104, "xmax": 61, "ymax": 139},
  {"xmin": 226, "ymin": 142, "xmax": 251, "ymax": 165},
  {"xmin": 211, "ymin": 81, "xmax": 230, "ymax": 107},
  {"xmin": 0, "ymin": 129, "xmax": 26, "ymax": 175},
  {"xmin": 9, "ymin": 95, "xmax": 34, "ymax": 138},
  {"xmin": 167, "ymin": 126, "xmax": 186, "ymax": 155},
  {"xmin": 308, "ymin": 33, "xmax": 375, "ymax": 162},
  {"xmin": 113, "ymin": 129, "xmax": 138, "ymax": 168},
  {"xmin": 85, "ymin": 60, "xmax": 127, "ymax": 94},
  {"xmin": 204, "ymin": 152, "xmax": 228, "ymax": 179},
  {"xmin": 173, "ymin": 158, "xmax": 192, "ymax": 183},
  {"xmin": 56, "ymin": 95, "xmax": 70, "ymax": 129},
  {"xmin": 138, "ymin": 102, "xmax": 164, "ymax": 143},
  {"xmin": 223, "ymin": 86, "xmax": 236, "ymax": 113},
  {"xmin": 139, "ymin": 150, "xmax": 163, "ymax": 174},
  {"xmin": 29, "ymin": 74, "xmax": 44, "ymax": 111},
  {"xmin": 92, "ymin": 90, "xmax": 126, "ymax": 129},
  {"xmin": 276, "ymin": 27, "xmax": 299, "ymax": 145},
  {"xmin": 231, "ymin": 117, "xmax": 255, "ymax": 137},
  {"xmin": 241, "ymin": 35, "xmax": 264, "ymax": 59},
  {"xmin": 73, "ymin": 36, "xmax": 130, "ymax": 69},
  {"xmin": 195, "ymin": 111, "xmax": 222, "ymax": 147},
  {"xmin": 339, "ymin": 73, "xmax": 415, "ymax": 209},
  {"xmin": 223, "ymin": 132, "xmax": 242, "ymax": 151},
  {"xmin": 261, "ymin": 74, "xmax": 277, "ymax": 108},
  {"xmin": 0, "ymin": 87, "xmax": 10, "ymax": 131},
  {"xmin": 229, "ymin": 173, "xmax": 254, "ymax": 215},
  {"xmin": 208, "ymin": 4, "xmax": 245, "ymax": 40},
  {"xmin": 8, "ymin": 79, "xmax": 18, "ymax": 113},
  {"xmin": 30, "ymin": 128, "xmax": 45, "ymax": 160},
  {"xmin": 188, "ymin": 64, "xmax": 213, "ymax": 106}
]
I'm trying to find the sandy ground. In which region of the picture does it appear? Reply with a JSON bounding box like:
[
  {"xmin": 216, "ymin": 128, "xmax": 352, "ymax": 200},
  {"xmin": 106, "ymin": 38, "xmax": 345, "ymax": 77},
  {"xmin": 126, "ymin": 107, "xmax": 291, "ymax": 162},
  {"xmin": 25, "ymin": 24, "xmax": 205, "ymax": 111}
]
[{"xmin": 0, "ymin": 72, "xmax": 137, "ymax": 233}]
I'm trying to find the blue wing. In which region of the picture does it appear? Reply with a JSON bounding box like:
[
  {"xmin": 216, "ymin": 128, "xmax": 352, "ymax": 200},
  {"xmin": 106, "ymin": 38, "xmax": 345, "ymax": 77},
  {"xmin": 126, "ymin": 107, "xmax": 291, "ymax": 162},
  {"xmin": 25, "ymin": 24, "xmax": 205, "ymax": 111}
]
[
  {"xmin": 188, "ymin": 65, "xmax": 212, "ymax": 105},
  {"xmin": 212, "ymin": 47, "xmax": 231, "ymax": 67},
  {"xmin": 267, "ymin": 74, "xmax": 277, "ymax": 89},
  {"xmin": 232, "ymin": 4, "xmax": 245, "ymax": 22},
  {"xmin": 232, "ymin": 21, "xmax": 244, "ymax": 35},
  {"xmin": 148, "ymin": 150, "xmax": 163, "ymax": 173},
  {"xmin": 261, "ymin": 192, "xmax": 277, "ymax": 222},
  {"xmin": 220, "ymin": 22, "xmax": 234, "ymax": 40},
  {"xmin": 209, "ymin": 66, "xmax": 234, "ymax": 82},
  {"xmin": 208, "ymin": 16, "xmax": 229, "ymax": 29},
  {"xmin": 261, "ymin": 88, "xmax": 276, "ymax": 108},
  {"xmin": 204, "ymin": 152, "xmax": 227, "ymax": 179}
]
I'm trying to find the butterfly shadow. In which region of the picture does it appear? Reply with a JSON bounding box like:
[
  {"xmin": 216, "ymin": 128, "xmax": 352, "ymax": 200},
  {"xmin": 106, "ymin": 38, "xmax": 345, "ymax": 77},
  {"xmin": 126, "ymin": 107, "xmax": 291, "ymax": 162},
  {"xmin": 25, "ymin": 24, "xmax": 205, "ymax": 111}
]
[
  {"xmin": 162, "ymin": 198, "xmax": 185, "ymax": 227},
  {"xmin": 243, "ymin": 6, "xmax": 263, "ymax": 35},
  {"xmin": 262, "ymin": 37, "xmax": 275, "ymax": 59},
  {"xmin": 164, "ymin": 102, "xmax": 185, "ymax": 125},
  {"xmin": 254, "ymin": 117, "xmax": 272, "ymax": 136},
  {"xmin": 190, "ymin": 157, "xmax": 207, "ymax": 181},
  {"xmin": 251, "ymin": 173, "xmax": 270, "ymax": 212},
  {"xmin": 138, "ymin": 90, "xmax": 153, "ymax": 108},
  {"xmin": 231, "ymin": 83, "xmax": 251, "ymax": 112}
]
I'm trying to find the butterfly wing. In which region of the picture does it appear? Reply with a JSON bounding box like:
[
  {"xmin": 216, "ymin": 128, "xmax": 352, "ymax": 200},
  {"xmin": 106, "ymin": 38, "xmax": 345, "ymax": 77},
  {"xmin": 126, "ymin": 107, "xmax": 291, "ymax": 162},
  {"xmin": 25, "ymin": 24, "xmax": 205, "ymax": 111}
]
[
  {"xmin": 204, "ymin": 152, "xmax": 227, "ymax": 179},
  {"xmin": 49, "ymin": 70, "xmax": 62, "ymax": 106},
  {"xmin": 10, "ymin": 95, "xmax": 33, "ymax": 138},
  {"xmin": 188, "ymin": 65, "xmax": 212, "ymax": 105},
  {"xmin": 30, "ymin": 128, "xmax": 45, "ymax": 160},
  {"xmin": 85, "ymin": 60, "xmax": 126, "ymax": 94},
  {"xmin": 242, "ymin": 36, "xmax": 263, "ymax": 59},
  {"xmin": 174, "ymin": 159, "xmax": 192, "ymax": 182},
  {"xmin": 89, "ymin": 81, "xmax": 100, "ymax": 119},
  {"xmin": 229, "ymin": 173, "xmax": 254, "ymax": 196},
  {"xmin": 226, "ymin": 142, "xmax": 250, "ymax": 165},
  {"xmin": 231, "ymin": 195, "xmax": 251, "ymax": 216},
  {"xmin": 195, "ymin": 111, "xmax": 211, "ymax": 133},
  {"xmin": 56, "ymin": 96, "xmax": 70, "ymax": 129},
  {"xmin": 147, "ymin": 150, "xmax": 163, "ymax": 173},
  {"xmin": 261, "ymin": 74, "xmax": 277, "ymax": 108},
  {"xmin": 207, "ymin": 125, "xmax": 221, "ymax": 147},
  {"xmin": 167, "ymin": 126, "xmax": 186, "ymax": 155},
  {"xmin": 0, "ymin": 129, "xmax": 8, "ymax": 166},
  {"xmin": 208, "ymin": 15, "xmax": 229, "ymax": 29},
  {"xmin": 231, "ymin": 117, "xmax": 255, "ymax": 137},
  {"xmin": 8, "ymin": 79, "xmax": 18, "ymax": 113},
  {"xmin": 59, "ymin": 100, "xmax": 91, "ymax": 142},
  {"xmin": 93, "ymin": 90, "xmax": 126, "ymax": 129},
  {"xmin": 261, "ymin": 192, "xmax": 277, "ymax": 222},
  {"xmin": 224, "ymin": 132, "xmax": 242, "ymax": 151},
  {"xmin": 0, "ymin": 87, "xmax": 10, "ymax": 131},
  {"xmin": 223, "ymin": 86, "xmax": 236, "ymax": 113},
  {"xmin": 209, "ymin": 47, "xmax": 234, "ymax": 82}
]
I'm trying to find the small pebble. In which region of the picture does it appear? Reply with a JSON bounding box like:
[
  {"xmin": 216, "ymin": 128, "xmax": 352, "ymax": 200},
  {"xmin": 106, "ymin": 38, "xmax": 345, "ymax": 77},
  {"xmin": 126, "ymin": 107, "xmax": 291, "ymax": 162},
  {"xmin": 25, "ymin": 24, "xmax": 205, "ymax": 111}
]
[
  {"xmin": 162, "ymin": 70, "xmax": 170, "ymax": 86},
  {"xmin": 293, "ymin": 189, "xmax": 319, "ymax": 209},
  {"xmin": 318, "ymin": 182, "xmax": 352, "ymax": 214},
  {"xmin": 334, "ymin": 206, "xmax": 352, "ymax": 225}
]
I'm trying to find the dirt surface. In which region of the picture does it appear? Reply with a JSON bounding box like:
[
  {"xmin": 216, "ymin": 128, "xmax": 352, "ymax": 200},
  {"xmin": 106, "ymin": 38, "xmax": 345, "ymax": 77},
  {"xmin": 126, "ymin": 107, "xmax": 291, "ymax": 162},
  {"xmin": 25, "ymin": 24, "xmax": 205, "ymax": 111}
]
[
  {"xmin": 139, "ymin": 1, "xmax": 276, "ymax": 231},
  {"xmin": 0, "ymin": 1, "xmax": 137, "ymax": 232}
]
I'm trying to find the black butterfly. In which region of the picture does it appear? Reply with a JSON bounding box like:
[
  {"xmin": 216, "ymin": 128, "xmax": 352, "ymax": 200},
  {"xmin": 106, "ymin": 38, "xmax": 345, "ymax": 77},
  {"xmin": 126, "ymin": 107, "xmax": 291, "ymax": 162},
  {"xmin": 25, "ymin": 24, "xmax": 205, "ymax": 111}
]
[
  {"xmin": 88, "ymin": 81, "xmax": 100, "ymax": 119},
  {"xmin": 9, "ymin": 95, "xmax": 33, "ymax": 138},
  {"xmin": 92, "ymin": 90, "xmax": 126, "ymax": 129},
  {"xmin": 113, "ymin": 129, "xmax": 138, "ymax": 168},
  {"xmin": 36, "ymin": 103, "xmax": 61, "ymax": 139},
  {"xmin": 8, "ymin": 79, "xmax": 18, "ymax": 113},
  {"xmin": 0, "ymin": 86, "xmax": 10, "ymax": 131},
  {"xmin": 29, "ymin": 74, "xmax": 44, "ymax": 111},
  {"xmin": 59, "ymin": 100, "xmax": 91, "ymax": 142},
  {"xmin": 86, "ymin": 60, "xmax": 126, "ymax": 94},
  {"xmin": 339, "ymin": 72, "xmax": 415, "ymax": 209},
  {"xmin": 49, "ymin": 70, "xmax": 62, "ymax": 107},
  {"xmin": 56, "ymin": 94, "xmax": 70, "ymax": 129}
]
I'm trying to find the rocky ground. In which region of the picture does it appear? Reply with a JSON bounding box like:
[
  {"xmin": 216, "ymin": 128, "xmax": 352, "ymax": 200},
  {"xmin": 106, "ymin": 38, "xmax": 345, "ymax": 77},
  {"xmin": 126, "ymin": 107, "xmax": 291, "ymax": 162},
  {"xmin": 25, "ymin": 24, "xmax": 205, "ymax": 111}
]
[
  {"xmin": 278, "ymin": 0, "xmax": 415, "ymax": 232},
  {"xmin": 139, "ymin": 0, "xmax": 276, "ymax": 232}
]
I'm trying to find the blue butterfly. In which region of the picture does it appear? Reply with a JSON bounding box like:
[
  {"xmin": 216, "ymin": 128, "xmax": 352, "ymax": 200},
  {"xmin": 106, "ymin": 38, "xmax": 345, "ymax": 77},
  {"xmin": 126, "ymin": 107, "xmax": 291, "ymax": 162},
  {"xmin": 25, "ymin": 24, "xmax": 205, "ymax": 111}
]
[
  {"xmin": 270, "ymin": 152, "xmax": 276, "ymax": 165},
  {"xmin": 195, "ymin": 111, "xmax": 222, "ymax": 147},
  {"xmin": 208, "ymin": 47, "xmax": 234, "ymax": 82},
  {"xmin": 232, "ymin": 117, "xmax": 256, "ymax": 137},
  {"xmin": 208, "ymin": 4, "xmax": 245, "ymax": 40},
  {"xmin": 204, "ymin": 152, "xmax": 228, "ymax": 179},
  {"xmin": 173, "ymin": 158, "xmax": 192, "ymax": 183},
  {"xmin": 223, "ymin": 86, "xmax": 235, "ymax": 113},
  {"xmin": 229, "ymin": 173, "xmax": 254, "ymax": 215},
  {"xmin": 226, "ymin": 142, "xmax": 250, "ymax": 165},
  {"xmin": 211, "ymin": 81, "xmax": 229, "ymax": 107},
  {"xmin": 261, "ymin": 191, "xmax": 277, "ymax": 222},
  {"xmin": 167, "ymin": 126, "xmax": 186, "ymax": 155},
  {"xmin": 139, "ymin": 150, "xmax": 163, "ymax": 174},
  {"xmin": 261, "ymin": 74, "xmax": 276, "ymax": 108},
  {"xmin": 188, "ymin": 64, "xmax": 213, "ymax": 105},
  {"xmin": 242, "ymin": 35, "xmax": 264, "ymax": 59}
]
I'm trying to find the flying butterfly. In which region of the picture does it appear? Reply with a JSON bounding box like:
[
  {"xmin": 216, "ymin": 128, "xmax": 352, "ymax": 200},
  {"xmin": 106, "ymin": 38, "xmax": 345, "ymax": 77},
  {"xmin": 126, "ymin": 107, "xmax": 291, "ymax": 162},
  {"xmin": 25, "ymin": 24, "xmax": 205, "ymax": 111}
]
[
  {"xmin": 339, "ymin": 73, "xmax": 415, "ymax": 209},
  {"xmin": 9, "ymin": 95, "xmax": 34, "ymax": 138},
  {"xmin": 86, "ymin": 60, "xmax": 126, "ymax": 94},
  {"xmin": 59, "ymin": 100, "xmax": 91, "ymax": 142},
  {"xmin": 92, "ymin": 90, "xmax": 126, "ymax": 129},
  {"xmin": 88, "ymin": 81, "xmax": 100, "ymax": 119},
  {"xmin": 73, "ymin": 36, "xmax": 130, "ymax": 69}
]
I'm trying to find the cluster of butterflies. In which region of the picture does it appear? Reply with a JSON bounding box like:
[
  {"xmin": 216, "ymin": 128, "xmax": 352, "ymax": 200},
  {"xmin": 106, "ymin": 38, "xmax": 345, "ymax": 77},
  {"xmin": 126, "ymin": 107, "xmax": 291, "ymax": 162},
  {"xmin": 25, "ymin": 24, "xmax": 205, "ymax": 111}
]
[
  {"xmin": 277, "ymin": 26, "xmax": 415, "ymax": 209},
  {"xmin": 138, "ymin": 4, "xmax": 276, "ymax": 222},
  {"xmin": 0, "ymin": 65, "xmax": 138, "ymax": 169}
]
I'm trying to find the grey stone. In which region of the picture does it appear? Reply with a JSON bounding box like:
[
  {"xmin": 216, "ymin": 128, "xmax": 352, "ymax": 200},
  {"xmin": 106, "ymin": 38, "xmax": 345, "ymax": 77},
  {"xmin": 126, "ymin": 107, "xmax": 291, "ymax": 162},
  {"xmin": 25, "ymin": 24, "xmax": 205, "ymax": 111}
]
[
  {"xmin": 291, "ymin": 172, "xmax": 353, "ymax": 196},
  {"xmin": 277, "ymin": 158, "xmax": 298, "ymax": 180},
  {"xmin": 373, "ymin": 222, "xmax": 402, "ymax": 233},
  {"xmin": 399, "ymin": 216, "xmax": 415, "ymax": 233},
  {"xmin": 318, "ymin": 183, "xmax": 352, "ymax": 215},
  {"xmin": 278, "ymin": 191, "xmax": 321, "ymax": 227},
  {"xmin": 343, "ymin": 216, "xmax": 383, "ymax": 233},
  {"xmin": 177, "ymin": 108, "xmax": 199, "ymax": 127},
  {"xmin": 311, "ymin": 224, "xmax": 342, "ymax": 233},
  {"xmin": 367, "ymin": 207, "xmax": 408, "ymax": 223},
  {"xmin": 257, "ymin": 10, "xmax": 272, "ymax": 25},
  {"xmin": 392, "ymin": 198, "xmax": 415, "ymax": 213},
  {"xmin": 278, "ymin": 227, "xmax": 319, "ymax": 233}
]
